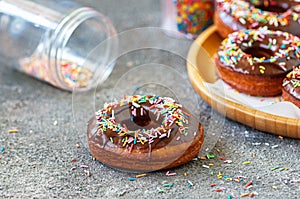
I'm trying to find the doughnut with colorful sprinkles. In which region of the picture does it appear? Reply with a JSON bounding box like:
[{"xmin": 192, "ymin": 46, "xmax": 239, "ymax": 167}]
[
  {"xmin": 87, "ymin": 95, "xmax": 204, "ymax": 172},
  {"xmin": 215, "ymin": 27, "xmax": 300, "ymax": 96},
  {"xmin": 214, "ymin": 0, "xmax": 300, "ymax": 38}
]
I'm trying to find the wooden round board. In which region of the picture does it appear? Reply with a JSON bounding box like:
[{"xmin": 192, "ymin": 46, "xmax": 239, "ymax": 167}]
[{"xmin": 186, "ymin": 25, "xmax": 300, "ymax": 139}]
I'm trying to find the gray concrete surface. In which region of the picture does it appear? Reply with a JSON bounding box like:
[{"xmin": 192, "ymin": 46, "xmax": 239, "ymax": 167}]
[{"xmin": 1, "ymin": 0, "xmax": 299, "ymax": 198}]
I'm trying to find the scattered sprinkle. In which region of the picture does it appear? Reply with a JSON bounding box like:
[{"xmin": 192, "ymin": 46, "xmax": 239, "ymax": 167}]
[
  {"xmin": 242, "ymin": 161, "xmax": 251, "ymax": 165},
  {"xmin": 8, "ymin": 129, "xmax": 18, "ymax": 133},
  {"xmin": 70, "ymin": 166, "xmax": 76, "ymax": 171},
  {"xmin": 202, "ymin": 165, "xmax": 210, "ymax": 169},
  {"xmin": 157, "ymin": 189, "xmax": 164, "ymax": 193},
  {"xmin": 53, "ymin": 120, "xmax": 58, "ymax": 126},
  {"xmin": 0, "ymin": 146, "xmax": 5, "ymax": 153},
  {"xmin": 166, "ymin": 171, "xmax": 176, "ymax": 176},
  {"xmin": 163, "ymin": 183, "xmax": 173, "ymax": 187},
  {"xmin": 272, "ymin": 186, "xmax": 278, "ymax": 190},
  {"xmin": 290, "ymin": 179, "xmax": 300, "ymax": 183},
  {"xmin": 245, "ymin": 181, "xmax": 253, "ymax": 188},
  {"xmin": 128, "ymin": 177, "xmax": 136, "ymax": 181},
  {"xmin": 271, "ymin": 166, "xmax": 280, "ymax": 171},
  {"xmin": 187, "ymin": 180, "xmax": 194, "ymax": 187},
  {"xmin": 136, "ymin": 173, "xmax": 147, "ymax": 178},
  {"xmin": 207, "ymin": 154, "xmax": 215, "ymax": 159},
  {"xmin": 240, "ymin": 193, "xmax": 249, "ymax": 197}
]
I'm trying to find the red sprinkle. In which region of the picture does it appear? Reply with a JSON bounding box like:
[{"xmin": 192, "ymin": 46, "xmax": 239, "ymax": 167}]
[
  {"xmin": 129, "ymin": 143, "xmax": 134, "ymax": 153},
  {"xmin": 210, "ymin": 184, "xmax": 217, "ymax": 187},
  {"xmin": 249, "ymin": 193, "xmax": 255, "ymax": 198},
  {"xmin": 220, "ymin": 157, "xmax": 226, "ymax": 161},
  {"xmin": 245, "ymin": 181, "xmax": 253, "ymax": 188},
  {"xmin": 71, "ymin": 158, "xmax": 77, "ymax": 163},
  {"xmin": 215, "ymin": 188, "xmax": 223, "ymax": 192}
]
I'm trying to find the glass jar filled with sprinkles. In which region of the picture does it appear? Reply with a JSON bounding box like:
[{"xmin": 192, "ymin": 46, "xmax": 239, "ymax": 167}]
[
  {"xmin": 161, "ymin": 0, "xmax": 214, "ymax": 39},
  {"xmin": 0, "ymin": 0, "xmax": 118, "ymax": 91}
]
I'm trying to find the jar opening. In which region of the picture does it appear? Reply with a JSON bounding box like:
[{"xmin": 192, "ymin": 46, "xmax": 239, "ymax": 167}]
[{"xmin": 50, "ymin": 7, "xmax": 118, "ymax": 91}]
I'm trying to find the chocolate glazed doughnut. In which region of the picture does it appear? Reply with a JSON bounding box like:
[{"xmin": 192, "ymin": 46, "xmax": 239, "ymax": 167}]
[
  {"xmin": 214, "ymin": 0, "xmax": 300, "ymax": 38},
  {"xmin": 87, "ymin": 95, "xmax": 204, "ymax": 172},
  {"xmin": 215, "ymin": 27, "xmax": 300, "ymax": 96},
  {"xmin": 282, "ymin": 66, "xmax": 300, "ymax": 108}
]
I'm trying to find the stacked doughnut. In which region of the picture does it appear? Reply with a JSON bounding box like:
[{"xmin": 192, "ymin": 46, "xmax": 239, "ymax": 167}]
[
  {"xmin": 214, "ymin": 0, "xmax": 300, "ymax": 38},
  {"xmin": 214, "ymin": 0, "xmax": 300, "ymax": 107}
]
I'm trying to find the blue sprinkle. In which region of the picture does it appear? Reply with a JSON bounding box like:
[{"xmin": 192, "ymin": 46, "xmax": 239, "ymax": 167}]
[
  {"xmin": 280, "ymin": 44, "xmax": 286, "ymax": 49},
  {"xmin": 1, "ymin": 145, "xmax": 5, "ymax": 153},
  {"xmin": 128, "ymin": 177, "xmax": 136, "ymax": 181}
]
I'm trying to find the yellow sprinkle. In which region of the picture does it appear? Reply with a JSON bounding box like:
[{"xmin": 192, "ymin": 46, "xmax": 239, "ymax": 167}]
[
  {"xmin": 242, "ymin": 161, "xmax": 251, "ymax": 165},
  {"xmin": 241, "ymin": 193, "xmax": 249, "ymax": 197},
  {"xmin": 285, "ymin": 167, "xmax": 289, "ymax": 171},
  {"xmin": 218, "ymin": 172, "xmax": 223, "ymax": 179},
  {"xmin": 272, "ymin": 186, "xmax": 278, "ymax": 190},
  {"xmin": 8, "ymin": 129, "xmax": 18, "ymax": 133},
  {"xmin": 184, "ymin": 172, "xmax": 188, "ymax": 177},
  {"xmin": 136, "ymin": 173, "xmax": 147, "ymax": 178},
  {"xmin": 208, "ymin": 163, "xmax": 214, "ymax": 166}
]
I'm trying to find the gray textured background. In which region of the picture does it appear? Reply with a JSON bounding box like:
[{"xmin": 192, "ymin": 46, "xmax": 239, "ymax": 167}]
[{"xmin": 1, "ymin": 0, "xmax": 299, "ymax": 198}]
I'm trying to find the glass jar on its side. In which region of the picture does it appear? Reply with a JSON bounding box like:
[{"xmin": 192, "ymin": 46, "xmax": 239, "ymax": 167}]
[{"xmin": 0, "ymin": 0, "xmax": 118, "ymax": 91}]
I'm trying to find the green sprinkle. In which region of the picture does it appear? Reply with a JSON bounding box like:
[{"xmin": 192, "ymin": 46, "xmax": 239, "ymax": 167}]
[
  {"xmin": 271, "ymin": 166, "xmax": 280, "ymax": 171},
  {"xmin": 211, "ymin": 171, "xmax": 214, "ymax": 176},
  {"xmin": 78, "ymin": 187, "xmax": 83, "ymax": 191},
  {"xmin": 163, "ymin": 183, "xmax": 173, "ymax": 187},
  {"xmin": 207, "ymin": 154, "xmax": 215, "ymax": 159},
  {"xmin": 158, "ymin": 189, "xmax": 164, "ymax": 193},
  {"xmin": 279, "ymin": 168, "xmax": 285, "ymax": 171}
]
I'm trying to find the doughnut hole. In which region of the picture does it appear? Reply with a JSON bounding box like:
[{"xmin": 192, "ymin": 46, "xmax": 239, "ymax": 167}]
[
  {"xmin": 250, "ymin": 1, "xmax": 289, "ymax": 13},
  {"xmin": 242, "ymin": 46, "xmax": 275, "ymax": 59},
  {"xmin": 130, "ymin": 105, "xmax": 152, "ymax": 127}
]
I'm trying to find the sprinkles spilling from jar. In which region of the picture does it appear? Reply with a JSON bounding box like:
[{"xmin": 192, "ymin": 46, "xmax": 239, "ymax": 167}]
[{"xmin": 95, "ymin": 95, "xmax": 191, "ymax": 148}]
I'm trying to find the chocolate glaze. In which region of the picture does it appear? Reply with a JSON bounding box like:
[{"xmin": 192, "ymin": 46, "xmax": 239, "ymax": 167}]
[
  {"xmin": 217, "ymin": 29, "xmax": 300, "ymax": 77},
  {"xmin": 216, "ymin": 0, "xmax": 300, "ymax": 36},
  {"xmin": 87, "ymin": 99, "xmax": 201, "ymax": 154}
]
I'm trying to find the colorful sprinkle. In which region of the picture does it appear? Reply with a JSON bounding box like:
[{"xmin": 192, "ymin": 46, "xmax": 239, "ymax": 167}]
[
  {"xmin": 175, "ymin": 0, "xmax": 214, "ymax": 37},
  {"xmin": 8, "ymin": 129, "xmax": 18, "ymax": 133},
  {"xmin": 136, "ymin": 173, "xmax": 147, "ymax": 178},
  {"xmin": 1, "ymin": 146, "xmax": 5, "ymax": 153},
  {"xmin": 163, "ymin": 183, "xmax": 174, "ymax": 187}
]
